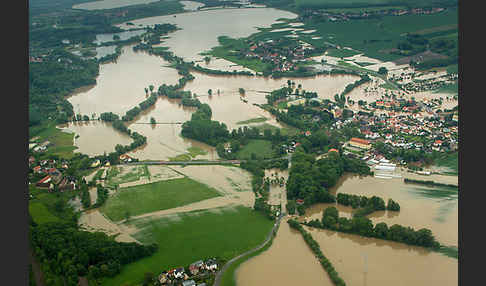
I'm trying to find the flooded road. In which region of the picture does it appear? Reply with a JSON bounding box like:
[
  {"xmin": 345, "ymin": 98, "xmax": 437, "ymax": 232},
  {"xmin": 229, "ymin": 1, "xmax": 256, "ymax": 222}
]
[
  {"xmin": 306, "ymin": 226, "xmax": 457, "ymax": 286},
  {"xmin": 236, "ymin": 218, "xmax": 333, "ymax": 286}
]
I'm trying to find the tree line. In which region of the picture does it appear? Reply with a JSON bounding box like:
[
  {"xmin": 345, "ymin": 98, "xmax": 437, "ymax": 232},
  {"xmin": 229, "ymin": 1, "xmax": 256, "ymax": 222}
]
[
  {"xmin": 304, "ymin": 206, "xmax": 440, "ymax": 248},
  {"xmin": 288, "ymin": 219, "xmax": 346, "ymax": 286},
  {"xmin": 30, "ymin": 222, "xmax": 157, "ymax": 286}
]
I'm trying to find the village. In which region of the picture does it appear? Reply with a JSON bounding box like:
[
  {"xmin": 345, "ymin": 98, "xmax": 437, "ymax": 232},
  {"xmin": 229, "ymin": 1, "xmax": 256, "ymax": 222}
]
[
  {"xmin": 243, "ymin": 38, "xmax": 325, "ymax": 73},
  {"xmin": 154, "ymin": 258, "xmax": 218, "ymax": 286},
  {"xmin": 299, "ymin": 6, "xmax": 447, "ymax": 23}
]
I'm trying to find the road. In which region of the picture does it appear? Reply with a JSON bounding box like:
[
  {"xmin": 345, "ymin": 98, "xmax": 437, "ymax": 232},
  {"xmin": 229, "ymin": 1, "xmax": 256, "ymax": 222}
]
[{"xmin": 213, "ymin": 213, "xmax": 285, "ymax": 286}]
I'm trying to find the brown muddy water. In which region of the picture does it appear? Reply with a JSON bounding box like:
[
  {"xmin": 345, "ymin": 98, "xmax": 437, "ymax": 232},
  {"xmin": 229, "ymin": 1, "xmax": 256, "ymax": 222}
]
[
  {"xmin": 58, "ymin": 121, "xmax": 133, "ymax": 156},
  {"xmin": 67, "ymin": 45, "xmax": 181, "ymax": 116},
  {"xmin": 236, "ymin": 218, "xmax": 334, "ymax": 286},
  {"xmin": 305, "ymin": 226, "xmax": 457, "ymax": 286},
  {"xmin": 115, "ymin": 8, "xmax": 298, "ymax": 62},
  {"xmin": 324, "ymin": 173, "xmax": 458, "ymax": 246}
]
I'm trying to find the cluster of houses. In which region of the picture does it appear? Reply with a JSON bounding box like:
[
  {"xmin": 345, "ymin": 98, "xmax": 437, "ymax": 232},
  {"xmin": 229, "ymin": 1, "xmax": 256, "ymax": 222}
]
[
  {"xmin": 400, "ymin": 73, "xmax": 458, "ymax": 93},
  {"xmin": 243, "ymin": 39, "xmax": 319, "ymax": 73},
  {"xmin": 300, "ymin": 7, "xmax": 446, "ymax": 22},
  {"xmin": 157, "ymin": 259, "xmax": 217, "ymax": 286},
  {"xmin": 29, "ymin": 139, "xmax": 51, "ymax": 153},
  {"xmin": 30, "ymin": 157, "xmax": 77, "ymax": 192}
]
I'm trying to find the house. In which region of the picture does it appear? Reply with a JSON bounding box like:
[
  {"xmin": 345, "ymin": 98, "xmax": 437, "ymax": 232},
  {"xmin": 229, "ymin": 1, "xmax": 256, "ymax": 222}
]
[
  {"xmin": 296, "ymin": 199, "xmax": 304, "ymax": 205},
  {"xmin": 90, "ymin": 159, "xmax": 101, "ymax": 168},
  {"xmin": 205, "ymin": 259, "xmax": 218, "ymax": 271},
  {"xmin": 33, "ymin": 166, "xmax": 42, "ymax": 174},
  {"xmin": 174, "ymin": 267, "xmax": 185, "ymax": 279},
  {"xmin": 36, "ymin": 175, "xmax": 52, "ymax": 188},
  {"xmin": 119, "ymin": 154, "xmax": 133, "ymax": 163},
  {"xmin": 189, "ymin": 260, "xmax": 204, "ymax": 275},
  {"xmin": 158, "ymin": 271, "xmax": 168, "ymax": 284},
  {"xmin": 305, "ymin": 131, "xmax": 311, "ymax": 136},
  {"xmin": 328, "ymin": 148, "xmax": 339, "ymax": 153},
  {"xmin": 349, "ymin": 137, "xmax": 371, "ymax": 150},
  {"xmin": 287, "ymin": 98, "xmax": 306, "ymax": 107},
  {"xmin": 59, "ymin": 177, "xmax": 76, "ymax": 191},
  {"xmin": 182, "ymin": 280, "xmax": 196, "ymax": 286}
]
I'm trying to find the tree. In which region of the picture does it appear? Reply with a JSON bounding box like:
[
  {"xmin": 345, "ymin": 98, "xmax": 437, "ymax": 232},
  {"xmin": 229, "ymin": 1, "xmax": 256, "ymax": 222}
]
[
  {"xmin": 378, "ymin": 67, "xmax": 388, "ymax": 75},
  {"xmin": 374, "ymin": 222, "xmax": 389, "ymax": 239},
  {"xmin": 208, "ymin": 89, "xmax": 212, "ymax": 96},
  {"xmin": 239, "ymin": 88, "xmax": 245, "ymax": 96},
  {"xmin": 150, "ymin": 117, "xmax": 156, "ymax": 125}
]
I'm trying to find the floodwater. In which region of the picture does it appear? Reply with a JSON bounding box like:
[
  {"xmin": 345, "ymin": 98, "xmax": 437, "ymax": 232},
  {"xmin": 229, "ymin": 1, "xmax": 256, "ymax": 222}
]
[
  {"xmin": 72, "ymin": 0, "xmax": 158, "ymax": 10},
  {"xmin": 236, "ymin": 218, "xmax": 333, "ymax": 286},
  {"xmin": 264, "ymin": 168, "xmax": 289, "ymax": 208},
  {"xmin": 306, "ymin": 226, "xmax": 457, "ymax": 286},
  {"xmin": 115, "ymin": 8, "xmax": 298, "ymax": 61},
  {"xmin": 67, "ymin": 45, "xmax": 182, "ymax": 116},
  {"xmin": 58, "ymin": 121, "xmax": 133, "ymax": 156},
  {"xmin": 327, "ymin": 173, "xmax": 458, "ymax": 246},
  {"xmin": 94, "ymin": 30, "xmax": 145, "ymax": 45},
  {"xmin": 78, "ymin": 209, "xmax": 139, "ymax": 243},
  {"xmin": 95, "ymin": 45, "xmax": 117, "ymax": 59}
]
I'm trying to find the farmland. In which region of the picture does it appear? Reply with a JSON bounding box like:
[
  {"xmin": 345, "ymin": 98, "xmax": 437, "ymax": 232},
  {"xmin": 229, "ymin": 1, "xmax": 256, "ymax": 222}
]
[
  {"xmin": 100, "ymin": 206, "xmax": 274, "ymax": 286},
  {"xmin": 235, "ymin": 139, "xmax": 275, "ymax": 160},
  {"xmin": 100, "ymin": 177, "xmax": 222, "ymax": 221}
]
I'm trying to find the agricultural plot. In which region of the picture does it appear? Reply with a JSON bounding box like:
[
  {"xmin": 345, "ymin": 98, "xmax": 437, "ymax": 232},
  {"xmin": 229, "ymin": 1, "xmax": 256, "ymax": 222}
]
[
  {"xmin": 100, "ymin": 177, "xmax": 222, "ymax": 221},
  {"xmin": 235, "ymin": 139, "xmax": 275, "ymax": 160},
  {"xmin": 100, "ymin": 206, "xmax": 274, "ymax": 286},
  {"xmin": 104, "ymin": 165, "xmax": 150, "ymax": 188}
]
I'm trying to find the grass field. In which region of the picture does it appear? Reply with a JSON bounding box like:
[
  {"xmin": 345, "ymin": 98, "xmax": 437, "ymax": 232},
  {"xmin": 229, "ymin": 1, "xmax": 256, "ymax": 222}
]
[
  {"xmin": 29, "ymin": 122, "xmax": 77, "ymax": 159},
  {"xmin": 434, "ymin": 152, "xmax": 458, "ymax": 175},
  {"xmin": 236, "ymin": 117, "xmax": 268, "ymax": 125},
  {"xmin": 255, "ymin": 123, "xmax": 299, "ymax": 136},
  {"xmin": 100, "ymin": 178, "xmax": 222, "ymax": 221},
  {"xmin": 29, "ymin": 185, "xmax": 77, "ymax": 225},
  {"xmin": 104, "ymin": 165, "xmax": 150, "ymax": 189},
  {"xmin": 100, "ymin": 206, "xmax": 274, "ymax": 286},
  {"xmin": 236, "ymin": 139, "xmax": 275, "ymax": 160},
  {"xmin": 169, "ymin": 146, "xmax": 209, "ymax": 161},
  {"xmin": 326, "ymin": 48, "xmax": 361, "ymax": 58},
  {"xmin": 433, "ymin": 82, "xmax": 458, "ymax": 94},
  {"xmin": 379, "ymin": 82, "xmax": 399, "ymax": 90}
]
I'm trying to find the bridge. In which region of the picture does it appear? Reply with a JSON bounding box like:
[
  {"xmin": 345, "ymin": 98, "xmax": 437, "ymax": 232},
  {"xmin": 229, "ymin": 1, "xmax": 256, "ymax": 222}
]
[{"xmin": 122, "ymin": 160, "xmax": 243, "ymax": 166}]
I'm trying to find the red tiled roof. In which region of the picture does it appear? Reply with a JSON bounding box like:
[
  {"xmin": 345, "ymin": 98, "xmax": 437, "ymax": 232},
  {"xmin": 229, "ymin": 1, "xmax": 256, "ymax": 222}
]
[
  {"xmin": 328, "ymin": 148, "xmax": 339, "ymax": 153},
  {"xmin": 350, "ymin": 137, "xmax": 370, "ymax": 145},
  {"xmin": 38, "ymin": 175, "xmax": 51, "ymax": 184}
]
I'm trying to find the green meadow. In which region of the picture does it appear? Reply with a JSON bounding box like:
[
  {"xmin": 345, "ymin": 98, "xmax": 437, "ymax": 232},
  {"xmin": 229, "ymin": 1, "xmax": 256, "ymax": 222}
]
[
  {"xmin": 100, "ymin": 206, "xmax": 274, "ymax": 286},
  {"xmin": 100, "ymin": 177, "xmax": 221, "ymax": 221},
  {"xmin": 236, "ymin": 139, "xmax": 275, "ymax": 160}
]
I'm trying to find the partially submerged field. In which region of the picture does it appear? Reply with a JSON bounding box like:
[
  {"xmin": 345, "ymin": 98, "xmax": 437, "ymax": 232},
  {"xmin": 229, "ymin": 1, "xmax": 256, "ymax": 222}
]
[
  {"xmin": 100, "ymin": 177, "xmax": 222, "ymax": 221},
  {"xmin": 100, "ymin": 206, "xmax": 274, "ymax": 286}
]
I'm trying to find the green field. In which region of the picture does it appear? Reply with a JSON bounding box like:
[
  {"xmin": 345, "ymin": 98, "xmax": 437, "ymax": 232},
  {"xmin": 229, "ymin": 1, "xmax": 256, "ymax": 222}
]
[
  {"xmin": 255, "ymin": 123, "xmax": 300, "ymax": 136},
  {"xmin": 100, "ymin": 178, "xmax": 222, "ymax": 221},
  {"xmin": 326, "ymin": 48, "xmax": 361, "ymax": 58},
  {"xmin": 29, "ymin": 185, "xmax": 77, "ymax": 225},
  {"xmin": 169, "ymin": 146, "xmax": 210, "ymax": 161},
  {"xmin": 29, "ymin": 201, "xmax": 61, "ymax": 225},
  {"xmin": 434, "ymin": 152, "xmax": 458, "ymax": 175},
  {"xmin": 236, "ymin": 139, "xmax": 275, "ymax": 160},
  {"xmin": 29, "ymin": 122, "xmax": 77, "ymax": 159},
  {"xmin": 104, "ymin": 165, "xmax": 150, "ymax": 189},
  {"xmin": 236, "ymin": 117, "xmax": 268, "ymax": 125},
  {"xmin": 379, "ymin": 82, "xmax": 399, "ymax": 90},
  {"xmin": 101, "ymin": 206, "xmax": 274, "ymax": 286}
]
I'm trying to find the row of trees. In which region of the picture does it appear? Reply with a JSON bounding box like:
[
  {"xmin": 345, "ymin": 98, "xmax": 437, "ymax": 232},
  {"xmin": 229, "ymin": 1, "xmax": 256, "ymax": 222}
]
[
  {"xmin": 307, "ymin": 206, "xmax": 440, "ymax": 248},
  {"xmin": 288, "ymin": 219, "xmax": 346, "ymax": 286}
]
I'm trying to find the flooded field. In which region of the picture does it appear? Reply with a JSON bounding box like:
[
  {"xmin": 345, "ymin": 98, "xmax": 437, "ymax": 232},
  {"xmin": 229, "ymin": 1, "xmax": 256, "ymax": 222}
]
[
  {"xmin": 94, "ymin": 30, "xmax": 146, "ymax": 45},
  {"xmin": 328, "ymin": 174, "xmax": 458, "ymax": 246},
  {"xmin": 58, "ymin": 121, "xmax": 133, "ymax": 156},
  {"xmin": 67, "ymin": 45, "xmax": 181, "ymax": 116},
  {"xmin": 306, "ymin": 226, "xmax": 457, "ymax": 286},
  {"xmin": 73, "ymin": 0, "xmax": 158, "ymax": 10},
  {"xmin": 236, "ymin": 218, "xmax": 333, "ymax": 286},
  {"xmin": 78, "ymin": 209, "xmax": 139, "ymax": 243},
  {"xmin": 116, "ymin": 8, "xmax": 297, "ymax": 62}
]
